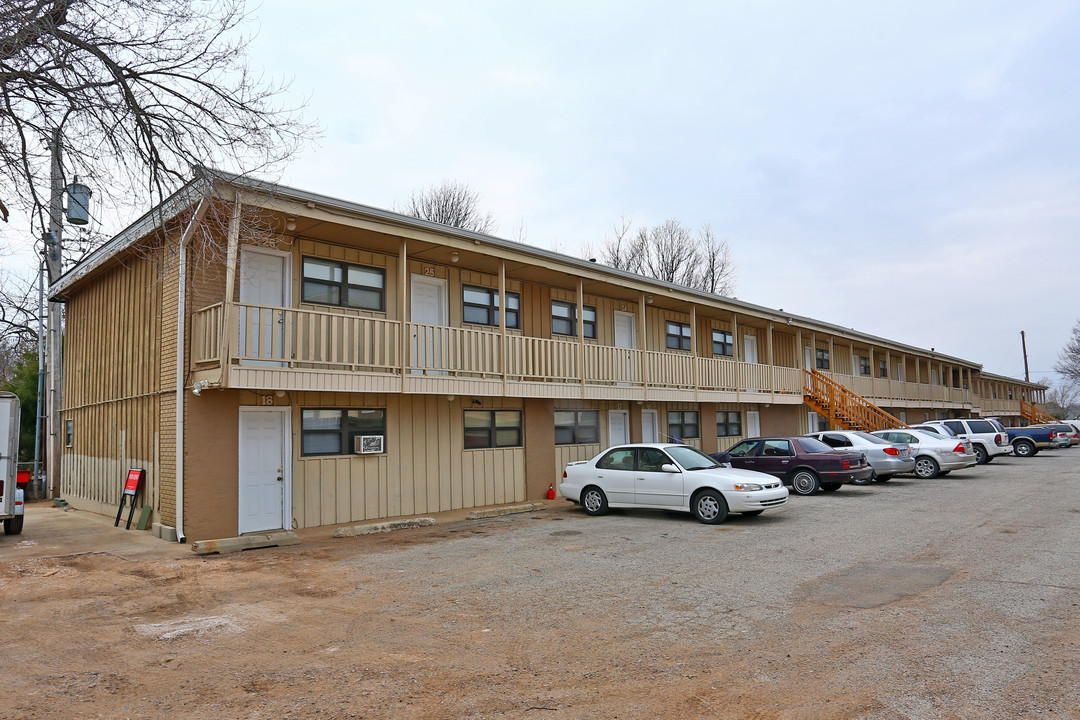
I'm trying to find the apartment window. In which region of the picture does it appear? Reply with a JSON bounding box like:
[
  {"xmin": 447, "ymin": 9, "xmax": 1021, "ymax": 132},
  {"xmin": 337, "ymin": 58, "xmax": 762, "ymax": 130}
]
[
  {"xmin": 551, "ymin": 300, "xmax": 596, "ymax": 338},
  {"xmin": 463, "ymin": 286, "xmax": 520, "ymax": 328},
  {"xmin": 464, "ymin": 410, "xmax": 522, "ymax": 449},
  {"xmin": 815, "ymin": 348, "xmax": 830, "ymax": 370},
  {"xmin": 716, "ymin": 411, "xmax": 741, "ymax": 437},
  {"xmin": 666, "ymin": 321, "xmax": 692, "ymax": 351},
  {"xmin": 879, "ymin": 359, "xmax": 888, "ymax": 378},
  {"xmin": 554, "ymin": 410, "xmax": 600, "ymax": 445},
  {"xmin": 65, "ymin": 419, "xmax": 73, "ymax": 447},
  {"xmin": 301, "ymin": 408, "xmax": 386, "ymax": 456},
  {"xmin": 712, "ymin": 329, "xmax": 734, "ymax": 357},
  {"xmin": 859, "ymin": 356, "xmax": 871, "ymax": 376},
  {"xmin": 301, "ymin": 258, "xmax": 385, "ymax": 311},
  {"xmin": 668, "ymin": 410, "xmax": 699, "ymax": 440}
]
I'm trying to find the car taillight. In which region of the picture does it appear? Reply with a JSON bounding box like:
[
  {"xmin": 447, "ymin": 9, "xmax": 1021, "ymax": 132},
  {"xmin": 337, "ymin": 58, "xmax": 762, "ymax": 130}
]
[
  {"xmin": 953, "ymin": 443, "xmax": 965, "ymax": 453},
  {"xmin": 994, "ymin": 434, "xmax": 1002, "ymax": 444},
  {"xmin": 562, "ymin": 470, "xmax": 567, "ymax": 478},
  {"xmin": 883, "ymin": 447, "xmax": 899, "ymax": 456},
  {"xmin": 842, "ymin": 459, "xmax": 850, "ymax": 469}
]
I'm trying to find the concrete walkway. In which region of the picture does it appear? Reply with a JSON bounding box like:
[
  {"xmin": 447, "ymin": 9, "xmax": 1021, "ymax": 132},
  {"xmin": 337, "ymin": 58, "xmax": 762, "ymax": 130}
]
[
  {"xmin": 0, "ymin": 503, "xmax": 190, "ymax": 562},
  {"xmin": 0, "ymin": 498, "xmax": 571, "ymax": 562}
]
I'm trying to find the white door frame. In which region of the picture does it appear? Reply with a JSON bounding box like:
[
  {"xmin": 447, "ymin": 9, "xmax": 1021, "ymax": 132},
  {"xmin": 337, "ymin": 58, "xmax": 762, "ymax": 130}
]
[
  {"xmin": 746, "ymin": 410, "xmax": 761, "ymax": 438},
  {"xmin": 410, "ymin": 274, "xmax": 449, "ymax": 374},
  {"xmin": 641, "ymin": 409, "xmax": 659, "ymax": 443},
  {"xmin": 743, "ymin": 333, "xmax": 759, "ymax": 364},
  {"xmin": 608, "ymin": 409, "xmax": 630, "ymax": 446},
  {"xmin": 238, "ymin": 246, "xmax": 292, "ymax": 367},
  {"xmin": 238, "ymin": 406, "xmax": 291, "ymax": 534}
]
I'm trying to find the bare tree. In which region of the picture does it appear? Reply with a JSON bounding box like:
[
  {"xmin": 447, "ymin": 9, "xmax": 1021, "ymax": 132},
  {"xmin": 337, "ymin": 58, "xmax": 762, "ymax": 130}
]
[
  {"xmin": 401, "ymin": 181, "xmax": 497, "ymax": 234},
  {"xmin": 586, "ymin": 218, "xmax": 736, "ymax": 296},
  {"xmin": 1036, "ymin": 376, "xmax": 1079, "ymax": 420},
  {"xmin": 1055, "ymin": 319, "xmax": 1080, "ymax": 389},
  {"xmin": 0, "ymin": 0, "xmax": 315, "ymax": 254},
  {"xmin": 694, "ymin": 223, "xmax": 736, "ymax": 295}
]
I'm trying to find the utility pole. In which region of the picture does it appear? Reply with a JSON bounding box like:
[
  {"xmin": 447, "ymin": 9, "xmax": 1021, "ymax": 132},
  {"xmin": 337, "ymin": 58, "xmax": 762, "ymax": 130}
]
[
  {"xmin": 1021, "ymin": 330, "xmax": 1030, "ymax": 383},
  {"xmin": 44, "ymin": 127, "xmax": 64, "ymax": 498}
]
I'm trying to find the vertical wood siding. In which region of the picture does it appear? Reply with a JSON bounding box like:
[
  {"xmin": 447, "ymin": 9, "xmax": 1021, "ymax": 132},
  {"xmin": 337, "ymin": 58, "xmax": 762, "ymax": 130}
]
[
  {"xmin": 61, "ymin": 252, "xmax": 163, "ymax": 518},
  {"xmin": 291, "ymin": 393, "xmax": 526, "ymax": 529}
]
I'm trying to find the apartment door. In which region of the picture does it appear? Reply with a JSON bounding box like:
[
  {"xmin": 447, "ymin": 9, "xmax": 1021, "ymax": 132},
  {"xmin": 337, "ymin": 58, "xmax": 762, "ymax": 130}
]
[
  {"xmin": 410, "ymin": 275, "xmax": 448, "ymax": 374},
  {"xmin": 746, "ymin": 410, "xmax": 761, "ymax": 437},
  {"xmin": 614, "ymin": 310, "xmax": 637, "ymax": 384},
  {"xmin": 743, "ymin": 333, "xmax": 759, "ymax": 391},
  {"xmin": 608, "ymin": 409, "xmax": 630, "ymax": 446},
  {"xmin": 641, "ymin": 409, "xmax": 659, "ymax": 443},
  {"xmin": 238, "ymin": 407, "xmax": 290, "ymax": 534},
  {"xmin": 238, "ymin": 247, "xmax": 290, "ymax": 366},
  {"xmin": 743, "ymin": 334, "xmax": 758, "ymax": 364}
]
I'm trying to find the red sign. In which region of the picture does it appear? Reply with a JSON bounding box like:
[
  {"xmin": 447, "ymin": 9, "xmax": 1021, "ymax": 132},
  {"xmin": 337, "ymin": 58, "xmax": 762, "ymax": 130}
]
[{"xmin": 124, "ymin": 469, "xmax": 143, "ymax": 496}]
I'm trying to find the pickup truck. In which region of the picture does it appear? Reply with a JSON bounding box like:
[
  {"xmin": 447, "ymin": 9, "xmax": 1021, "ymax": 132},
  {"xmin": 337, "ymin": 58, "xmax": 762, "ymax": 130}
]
[{"xmin": 1006, "ymin": 426, "xmax": 1057, "ymax": 457}]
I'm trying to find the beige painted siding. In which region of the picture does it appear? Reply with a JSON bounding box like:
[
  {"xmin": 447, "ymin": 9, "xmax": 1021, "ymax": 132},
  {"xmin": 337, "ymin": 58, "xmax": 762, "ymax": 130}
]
[
  {"xmin": 61, "ymin": 251, "xmax": 164, "ymax": 519},
  {"xmin": 290, "ymin": 393, "xmax": 526, "ymax": 530}
]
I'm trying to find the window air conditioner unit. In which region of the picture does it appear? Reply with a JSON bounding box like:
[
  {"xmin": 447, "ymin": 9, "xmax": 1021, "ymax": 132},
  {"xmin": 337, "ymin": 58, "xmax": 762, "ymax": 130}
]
[{"xmin": 355, "ymin": 435, "xmax": 384, "ymax": 454}]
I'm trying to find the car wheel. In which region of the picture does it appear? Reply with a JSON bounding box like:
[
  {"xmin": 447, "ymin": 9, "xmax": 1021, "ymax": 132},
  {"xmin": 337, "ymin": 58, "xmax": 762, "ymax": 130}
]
[
  {"xmin": 3, "ymin": 515, "xmax": 23, "ymax": 535},
  {"xmin": 581, "ymin": 486, "xmax": 608, "ymax": 516},
  {"xmin": 821, "ymin": 483, "xmax": 841, "ymax": 492},
  {"xmin": 913, "ymin": 455, "xmax": 940, "ymax": 479},
  {"xmin": 790, "ymin": 469, "xmax": 820, "ymax": 496},
  {"xmin": 973, "ymin": 445, "xmax": 988, "ymax": 465},
  {"xmin": 1013, "ymin": 439, "xmax": 1036, "ymax": 457},
  {"xmin": 691, "ymin": 489, "xmax": 728, "ymax": 525},
  {"xmin": 741, "ymin": 510, "xmax": 764, "ymax": 517}
]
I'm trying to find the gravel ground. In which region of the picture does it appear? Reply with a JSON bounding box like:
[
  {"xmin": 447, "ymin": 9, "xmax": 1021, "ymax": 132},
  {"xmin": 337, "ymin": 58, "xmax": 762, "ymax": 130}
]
[{"xmin": 2, "ymin": 450, "xmax": 1079, "ymax": 719}]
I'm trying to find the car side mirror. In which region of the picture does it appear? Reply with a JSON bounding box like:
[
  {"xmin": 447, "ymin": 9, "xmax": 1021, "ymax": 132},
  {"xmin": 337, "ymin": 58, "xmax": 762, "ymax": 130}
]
[{"xmin": 661, "ymin": 464, "xmax": 680, "ymax": 473}]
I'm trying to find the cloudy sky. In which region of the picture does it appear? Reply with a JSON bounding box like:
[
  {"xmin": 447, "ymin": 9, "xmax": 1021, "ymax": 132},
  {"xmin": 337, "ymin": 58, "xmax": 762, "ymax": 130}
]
[{"xmin": 9, "ymin": 0, "xmax": 1080, "ymax": 383}]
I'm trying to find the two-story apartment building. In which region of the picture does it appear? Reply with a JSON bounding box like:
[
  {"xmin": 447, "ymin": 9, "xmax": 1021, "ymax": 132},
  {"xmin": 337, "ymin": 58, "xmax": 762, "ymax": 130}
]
[{"xmin": 50, "ymin": 171, "xmax": 1047, "ymax": 542}]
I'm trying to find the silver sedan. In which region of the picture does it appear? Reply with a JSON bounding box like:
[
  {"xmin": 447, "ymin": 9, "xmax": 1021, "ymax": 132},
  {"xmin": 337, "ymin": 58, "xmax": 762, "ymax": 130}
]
[{"xmin": 804, "ymin": 430, "xmax": 915, "ymax": 482}]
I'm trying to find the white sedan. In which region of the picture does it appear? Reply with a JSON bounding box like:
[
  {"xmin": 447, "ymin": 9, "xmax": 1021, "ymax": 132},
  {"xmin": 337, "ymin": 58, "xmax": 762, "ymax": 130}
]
[{"xmin": 560, "ymin": 443, "xmax": 789, "ymax": 524}]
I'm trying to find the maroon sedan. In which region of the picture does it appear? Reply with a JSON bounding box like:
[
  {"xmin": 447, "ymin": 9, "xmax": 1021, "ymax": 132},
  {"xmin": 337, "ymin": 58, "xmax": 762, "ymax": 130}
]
[{"xmin": 725, "ymin": 436, "xmax": 873, "ymax": 496}]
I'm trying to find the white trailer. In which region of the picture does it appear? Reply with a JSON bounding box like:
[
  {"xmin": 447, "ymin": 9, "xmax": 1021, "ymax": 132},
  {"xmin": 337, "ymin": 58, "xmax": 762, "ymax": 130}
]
[{"xmin": 0, "ymin": 391, "xmax": 24, "ymax": 535}]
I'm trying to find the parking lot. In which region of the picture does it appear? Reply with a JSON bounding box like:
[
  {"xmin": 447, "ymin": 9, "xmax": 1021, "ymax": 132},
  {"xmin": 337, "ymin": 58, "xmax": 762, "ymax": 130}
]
[{"xmin": 2, "ymin": 451, "xmax": 1079, "ymax": 720}]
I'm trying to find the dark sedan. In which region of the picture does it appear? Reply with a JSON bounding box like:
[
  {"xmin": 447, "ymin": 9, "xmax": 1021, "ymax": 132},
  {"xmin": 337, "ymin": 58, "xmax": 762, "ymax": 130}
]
[{"xmin": 725, "ymin": 436, "xmax": 873, "ymax": 495}]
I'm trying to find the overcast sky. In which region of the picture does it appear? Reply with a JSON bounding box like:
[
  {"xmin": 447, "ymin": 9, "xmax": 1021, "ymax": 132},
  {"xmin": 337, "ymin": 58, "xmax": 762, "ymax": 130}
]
[{"xmin": 8, "ymin": 1, "xmax": 1079, "ymax": 384}]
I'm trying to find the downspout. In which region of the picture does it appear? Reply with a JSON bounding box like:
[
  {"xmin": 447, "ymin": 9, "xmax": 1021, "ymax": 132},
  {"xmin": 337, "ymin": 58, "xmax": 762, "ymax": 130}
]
[{"xmin": 174, "ymin": 197, "xmax": 209, "ymax": 543}]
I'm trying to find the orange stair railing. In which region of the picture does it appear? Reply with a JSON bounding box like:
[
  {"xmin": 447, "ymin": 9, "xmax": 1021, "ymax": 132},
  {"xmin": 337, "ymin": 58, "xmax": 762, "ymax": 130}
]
[{"xmin": 804, "ymin": 369, "xmax": 909, "ymax": 433}]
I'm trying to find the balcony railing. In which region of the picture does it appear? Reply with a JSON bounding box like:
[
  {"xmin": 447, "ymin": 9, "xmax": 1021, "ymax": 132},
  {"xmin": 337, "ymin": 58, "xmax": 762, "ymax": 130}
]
[
  {"xmin": 820, "ymin": 370, "xmax": 974, "ymax": 406},
  {"xmin": 189, "ymin": 303, "xmax": 975, "ymax": 405}
]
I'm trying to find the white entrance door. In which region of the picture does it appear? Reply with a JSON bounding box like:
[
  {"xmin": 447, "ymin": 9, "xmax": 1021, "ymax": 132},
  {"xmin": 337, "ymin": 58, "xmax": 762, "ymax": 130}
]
[
  {"xmin": 804, "ymin": 345, "xmax": 814, "ymax": 371},
  {"xmin": 746, "ymin": 410, "xmax": 761, "ymax": 438},
  {"xmin": 238, "ymin": 247, "xmax": 290, "ymax": 366},
  {"xmin": 410, "ymin": 275, "xmax": 448, "ymax": 374},
  {"xmin": 743, "ymin": 333, "xmax": 760, "ymax": 390},
  {"xmin": 238, "ymin": 407, "xmax": 290, "ymax": 534},
  {"xmin": 608, "ymin": 409, "xmax": 630, "ymax": 446},
  {"xmin": 614, "ymin": 310, "xmax": 637, "ymax": 384},
  {"xmin": 641, "ymin": 409, "xmax": 659, "ymax": 443},
  {"xmin": 743, "ymin": 334, "xmax": 758, "ymax": 364}
]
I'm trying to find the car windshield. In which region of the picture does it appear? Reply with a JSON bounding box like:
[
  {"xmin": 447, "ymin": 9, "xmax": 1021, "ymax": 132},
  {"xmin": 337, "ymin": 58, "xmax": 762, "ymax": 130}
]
[
  {"xmin": 796, "ymin": 437, "xmax": 834, "ymax": 453},
  {"xmin": 852, "ymin": 431, "xmax": 888, "ymax": 444},
  {"xmin": 666, "ymin": 445, "xmax": 721, "ymax": 470}
]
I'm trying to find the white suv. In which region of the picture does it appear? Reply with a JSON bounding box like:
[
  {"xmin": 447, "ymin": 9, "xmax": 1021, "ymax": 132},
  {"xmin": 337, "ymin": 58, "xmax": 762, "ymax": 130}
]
[{"xmin": 921, "ymin": 418, "xmax": 1013, "ymax": 464}]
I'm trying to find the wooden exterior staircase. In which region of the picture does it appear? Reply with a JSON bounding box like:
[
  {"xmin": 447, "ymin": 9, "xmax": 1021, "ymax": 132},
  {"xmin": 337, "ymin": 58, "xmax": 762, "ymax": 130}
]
[
  {"xmin": 804, "ymin": 369, "xmax": 909, "ymax": 432},
  {"xmin": 1020, "ymin": 400, "xmax": 1057, "ymax": 425}
]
